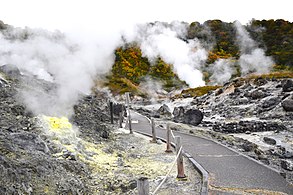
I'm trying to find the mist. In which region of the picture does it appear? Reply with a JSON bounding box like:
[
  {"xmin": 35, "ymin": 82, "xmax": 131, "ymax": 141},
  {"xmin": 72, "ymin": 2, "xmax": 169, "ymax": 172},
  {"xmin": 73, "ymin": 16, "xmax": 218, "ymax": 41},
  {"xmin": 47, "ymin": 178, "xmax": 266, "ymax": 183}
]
[
  {"xmin": 209, "ymin": 59, "xmax": 236, "ymax": 85},
  {"xmin": 124, "ymin": 22, "xmax": 207, "ymax": 88},
  {"xmin": 0, "ymin": 19, "xmax": 278, "ymax": 116},
  {"xmin": 234, "ymin": 21, "xmax": 274, "ymax": 75},
  {"xmin": 0, "ymin": 27, "xmax": 122, "ymax": 116}
]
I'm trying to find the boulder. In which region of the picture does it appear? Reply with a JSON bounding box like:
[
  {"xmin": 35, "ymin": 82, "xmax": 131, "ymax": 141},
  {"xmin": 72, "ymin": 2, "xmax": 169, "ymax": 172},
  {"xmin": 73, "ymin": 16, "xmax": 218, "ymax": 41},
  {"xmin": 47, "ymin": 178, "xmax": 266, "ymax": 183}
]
[
  {"xmin": 261, "ymin": 97, "xmax": 280, "ymax": 109},
  {"xmin": 241, "ymin": 141, "xmax": 257, "ymax": 152},
  {"xmin": 172, "ymin": 106, "xmax": 185, "ymax": 119},
  {"xmin": 157, "ymin": 104, "xmax": 171, "ymax": 116},
  {"xmin": 282, "ymin": 79, "xmax": 293, "ymax": 92},
  {"xmin": 250, "ymin": 90, "xmax": 266, "ymax": 100},
  {"xmin": 282, "ymin": 99, "xmax": 293, "ymax": 112},
  {"xmin": 263, "ymin": 137, "xmax": 277, "ymax": 145},
  {"xmin": 239, "ymin": 97, "xmax": 249, "ymax": 104},
  {"xmin": 0, "ymin": 64, "xmax": 21, "ymax": 78},
  {"xmin": 183, "ymin": 109, "xmax": 203, "ymax": 126}
]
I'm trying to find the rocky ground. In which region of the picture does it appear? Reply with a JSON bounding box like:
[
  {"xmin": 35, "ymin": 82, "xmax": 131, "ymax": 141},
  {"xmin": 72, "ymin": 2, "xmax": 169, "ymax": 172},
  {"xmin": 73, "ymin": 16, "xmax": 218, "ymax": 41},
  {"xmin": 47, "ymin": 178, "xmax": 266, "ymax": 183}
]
[
  {"xmin": 133, "ymin": 75, "xmax": 293, "ymax": 184},
  {"xmin": 0, "ymin": 65, "xmax": 201, "ymax": 194}
]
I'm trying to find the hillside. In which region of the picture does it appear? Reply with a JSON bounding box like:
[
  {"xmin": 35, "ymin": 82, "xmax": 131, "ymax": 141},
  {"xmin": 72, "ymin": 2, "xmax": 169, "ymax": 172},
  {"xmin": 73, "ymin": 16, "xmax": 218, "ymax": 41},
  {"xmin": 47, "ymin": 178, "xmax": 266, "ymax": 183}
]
[{"xmin": 104, "ymin": 19, "xmax": 293, "ymax": 95}]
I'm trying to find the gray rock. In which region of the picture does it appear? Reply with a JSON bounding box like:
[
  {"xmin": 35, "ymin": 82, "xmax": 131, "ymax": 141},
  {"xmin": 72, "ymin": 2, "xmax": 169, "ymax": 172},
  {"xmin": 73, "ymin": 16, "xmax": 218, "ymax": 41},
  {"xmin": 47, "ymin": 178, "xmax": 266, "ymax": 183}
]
[
  {"xmin": 239, "ymin": 97, "xmax": 249, "ymax": 104},
  {"xmin": 157, "ymin": 104, "xmax": 171, "ymax": 116},
  {"xmin": 250, "ymin": 90, "xmax": 266, "ymax": 100},
  {"xmin": 282, "ymin": 99, "xmax": 293, "ymax": 112},
  {"xmin": 263, "ymin": 137, "xmax": 277, "ymax": 145},
  {"xmin": 183, "ymin": 109, "xmax": 203, "ymax": 126},
  {"xmin": 173, "ymin": 106, "xmax": 185, "ymax": 119},
  {"xmin": 261, "ymin": 97, "xmax": 280, "ymax": 109},
  {"xmin": 281, "ymin": 160, "xmax": 293, "ymax": 171},
  {"xmin": 241, "ymin": 141, "xmax": 257, "ymax": 152},
  {"xmin": 0, "ymin": 64, "xmax": 21, "ymax": 78},
  {"xmin": 282, "ymin": 79, "xmax": 293, "ymax": 92}
]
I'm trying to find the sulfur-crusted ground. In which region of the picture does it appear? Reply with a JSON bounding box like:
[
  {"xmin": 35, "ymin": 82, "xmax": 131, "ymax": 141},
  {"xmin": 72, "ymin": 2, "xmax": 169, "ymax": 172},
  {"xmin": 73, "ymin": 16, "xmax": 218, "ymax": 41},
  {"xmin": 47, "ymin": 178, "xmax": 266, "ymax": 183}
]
[
  {"xmin": 1, "ymin": 112, "xmax": 201, "ymax": 194},
  {"xmin": 40, "ymin": 115, "xmax": 201, "ymax": 194},
  {"xmin": 0, "ymin": 69, "xmax": 201, "ymax": 194}
]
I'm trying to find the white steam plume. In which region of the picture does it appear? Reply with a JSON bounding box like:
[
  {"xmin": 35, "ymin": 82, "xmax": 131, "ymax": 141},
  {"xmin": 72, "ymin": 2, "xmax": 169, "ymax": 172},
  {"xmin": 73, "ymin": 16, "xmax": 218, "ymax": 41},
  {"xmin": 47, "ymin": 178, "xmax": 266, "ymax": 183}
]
[
  {"xmin": 234, "ymin": 21, "xmax": 273, "ymax": 75},
  {"xmin": 125, "ymin": 22, "xmax": 207, "ymax": 88},
  {"xmin": 209, "ymin": 59, "xmax": 235, "ymax": 85},
  {"xmin": 0, "ymin": 27, "xmax": 122, "ymax": 116},
  {"xmin": 138, "ymin": 77, "xmax": 166, "ymax": 102}
]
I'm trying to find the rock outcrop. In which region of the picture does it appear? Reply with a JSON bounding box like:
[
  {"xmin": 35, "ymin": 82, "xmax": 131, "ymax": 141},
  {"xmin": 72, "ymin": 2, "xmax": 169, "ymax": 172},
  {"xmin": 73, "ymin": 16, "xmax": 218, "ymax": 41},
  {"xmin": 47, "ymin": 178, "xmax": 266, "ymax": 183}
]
[{"xmin": 0, "ymin": 66, "xmax": 114, "ymax": 194}]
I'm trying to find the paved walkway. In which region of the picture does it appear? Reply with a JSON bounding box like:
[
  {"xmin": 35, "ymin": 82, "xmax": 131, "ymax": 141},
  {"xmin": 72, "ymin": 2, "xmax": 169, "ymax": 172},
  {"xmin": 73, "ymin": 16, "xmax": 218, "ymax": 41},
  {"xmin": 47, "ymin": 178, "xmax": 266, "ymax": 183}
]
[{"xmin": 129, "ymin": 111, "xmax": 293, "ymax": 194}]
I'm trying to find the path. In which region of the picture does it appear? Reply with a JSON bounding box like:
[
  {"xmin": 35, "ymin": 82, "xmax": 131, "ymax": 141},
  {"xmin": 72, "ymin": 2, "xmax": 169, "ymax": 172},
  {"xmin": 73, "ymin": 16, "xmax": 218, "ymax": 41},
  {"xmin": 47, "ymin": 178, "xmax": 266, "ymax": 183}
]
[{"xmin": 129, "ymin": 111, "xmax": 293, "ymax": 194}]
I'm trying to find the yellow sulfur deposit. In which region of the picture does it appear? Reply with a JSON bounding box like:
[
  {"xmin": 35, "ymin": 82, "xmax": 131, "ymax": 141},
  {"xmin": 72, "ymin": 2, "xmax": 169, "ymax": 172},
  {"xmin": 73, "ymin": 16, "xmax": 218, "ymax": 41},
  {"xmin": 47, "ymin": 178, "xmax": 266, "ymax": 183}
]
[
  {"xmin": 45, "ymin": 116, "xmax": 72, "ymax": 130},
  {"xmin": 42, "ymin": 115, "xmax": 118, "ymax": 173}
]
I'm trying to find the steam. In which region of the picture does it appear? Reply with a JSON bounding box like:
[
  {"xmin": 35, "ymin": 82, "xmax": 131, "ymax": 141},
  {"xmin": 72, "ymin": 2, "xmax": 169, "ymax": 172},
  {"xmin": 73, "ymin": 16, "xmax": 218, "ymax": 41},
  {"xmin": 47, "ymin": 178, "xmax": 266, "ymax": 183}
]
[
  {"xmin": 209, "ymin": 59, "xmax": 236, "ymax": 85},
  {"xmin": 234, "ymin": 21, "xmax": 273, "ymax": 75},
  {"xmin": 0, "ymin": 20, "xmax": 277, "ymax": 116},
  {"xmin": 139, "ymin": 77, "xmax": 167, "ymax": 102},
  {"xmin": 125, "ymin": 22, "xmax": 207, "ymax": 88},
  {"xmin": 0, "ymin": 27, "xmax": 122, "ymax": 116},
  {"xmin": 209, "ymin": 21, "xmax": 275, "ymax": 85}
]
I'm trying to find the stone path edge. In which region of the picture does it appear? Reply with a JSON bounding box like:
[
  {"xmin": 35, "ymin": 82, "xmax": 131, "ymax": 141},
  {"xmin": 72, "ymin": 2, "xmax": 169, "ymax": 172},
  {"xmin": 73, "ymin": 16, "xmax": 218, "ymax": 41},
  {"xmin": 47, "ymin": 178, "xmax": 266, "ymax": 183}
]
[{"xmin": 134, "ymin": 130, "xmax": 209, "ymax": 195}]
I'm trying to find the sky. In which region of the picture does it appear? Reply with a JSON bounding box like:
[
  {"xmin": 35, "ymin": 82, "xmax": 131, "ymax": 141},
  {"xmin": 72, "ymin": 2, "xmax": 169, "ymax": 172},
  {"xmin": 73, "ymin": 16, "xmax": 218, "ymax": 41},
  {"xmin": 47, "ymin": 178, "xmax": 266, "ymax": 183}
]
[{"xmin": 1, "ymin": 0, "xmax": 292, "ymax": 33}]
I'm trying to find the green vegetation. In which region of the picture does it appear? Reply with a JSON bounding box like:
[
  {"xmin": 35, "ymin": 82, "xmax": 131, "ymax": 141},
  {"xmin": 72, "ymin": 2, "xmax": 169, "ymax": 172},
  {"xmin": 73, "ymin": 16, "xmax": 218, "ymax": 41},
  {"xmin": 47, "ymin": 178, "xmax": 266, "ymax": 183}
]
[
  {"xmin": 106, "ymin": 45, "xmax": 185, "ymax": 95},
  {"xmin": 180, "ymin": 85, "xmax": 222, "ymax": 97},
  {"xmin": 248, "ymin": 19, "xmax": 293, "ymax": 67},
  {"xmin": 188, "ymin": 19, "xmax": 293, "ymax": 68},
  {"xmin": 245, "ymin": 71, "xmax": 293, "ymax": 80},
  {"xmin": 1, "ymin": 19, "xmax": 292, "ymax": 96}
]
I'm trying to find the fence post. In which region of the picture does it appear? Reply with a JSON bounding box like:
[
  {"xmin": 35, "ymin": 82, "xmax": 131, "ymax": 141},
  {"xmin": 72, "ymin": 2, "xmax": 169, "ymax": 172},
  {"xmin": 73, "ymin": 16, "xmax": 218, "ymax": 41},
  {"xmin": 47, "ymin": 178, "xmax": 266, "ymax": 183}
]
[
  {"xmin": 109, "ymin": 101, "xmax": 114, "ymax": 124},
  {"xmin": 165, "ymin": 123, "xmax": 172, "ymax": 153},
  {"xmin": 125, "ymin": 92, "xmax": 133, "ymax": 134},
  {"xmin": 119, "ymin": 111, "xmax": 123, "ymax": 128},
  {"xmin": 137, "ymin": 177, "xmax": 149, "ymax": 195},
  {"xmin": 175, "ymin": 136, "xmax": 186, "ymax": 179},
  {"xmin": 150, "ymin": 118, "xmax": 156, "ymax": 143}
]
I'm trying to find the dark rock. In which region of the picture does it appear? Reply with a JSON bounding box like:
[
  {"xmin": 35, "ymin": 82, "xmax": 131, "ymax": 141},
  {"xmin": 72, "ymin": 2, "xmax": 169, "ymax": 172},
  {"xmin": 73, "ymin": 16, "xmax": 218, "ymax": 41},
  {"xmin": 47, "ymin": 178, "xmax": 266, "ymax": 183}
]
[
  {"xmin": 9, "ymin": 132, "xmax": 49, "ymax": 153},
  {"xmin": 253, "ymin": 77, "xmax": 268, "ymax": 86},
  {"xmin": 128, "ymin": 180, "xmax": 137, "ymax": 190},
  {"xmin": 215, "ymin": 88, "xmax": 223, "ymax": 96},
  {"xmin": 11, "ymin": 105, "xmax": 26, "ymax": 115},
  {"xmin": 241, "ymin": 141, "xmax": 257, "ymax": 152},
  {"xmin": 263, "ymin": 137, "xmax": 277, "ymax": 145},
  {"xmin": 157, "ymin": 104, "xmax": 171, "ymax": 116},
  {"xmin": 250, "ymin": 90, "xmax": 266, "ymax": 100},
  {"xmin": 112, "ymin": 103, "xmax": 125, "ymax": 116},
  {"xmin": 261, "ymin": 97, "xmax": 280, "ymax": 109},
  {"xmin": 172, "ymin": 106, "xmax": 185, "ymax": 119},
  {"xmin": 213, "ymin": 121, "xmax": 286, "ymax": 133},
  {"xmin": 101, "ymin": 130, "xmax": 110, "ymax": 139},
  {"xmin": 183, "ymin": 109, "xmax": 203, "ymax": 126},
  {"xmin": 62, "ymin": 150, "xmax": 77, "ymax": 161},
  {"xmin": 283, "ymin": 151, "xmax": 293, "ymax": 159},
  {"xmin": 282, "ymin": 79, "xmax": 293, "ymax": 92},
  {"xmin": 281, "ymin": 160, "xmax": 293, "ymax": 171},
  {"xmin": 72, "ymin": 93, "xmax": 112, "ymax": 139},
  {"xmin": 282, "ymin": 99, "xmax": 293, "ymax": 112}
]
